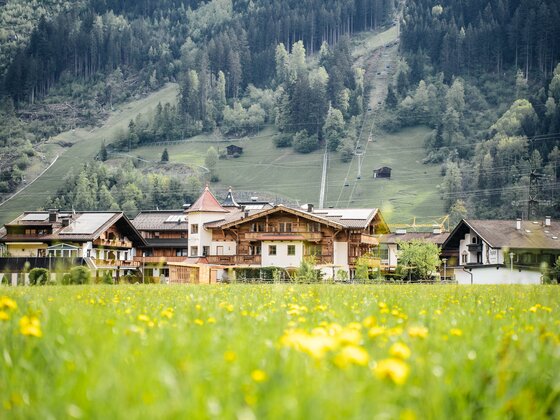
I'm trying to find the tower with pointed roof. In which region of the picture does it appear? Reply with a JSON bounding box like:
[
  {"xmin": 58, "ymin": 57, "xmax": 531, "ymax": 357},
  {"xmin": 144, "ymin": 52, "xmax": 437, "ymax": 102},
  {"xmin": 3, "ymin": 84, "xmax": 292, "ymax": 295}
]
[{"xmin": 185, "ymin": 186, "xmax": 228, "ymax": 258}]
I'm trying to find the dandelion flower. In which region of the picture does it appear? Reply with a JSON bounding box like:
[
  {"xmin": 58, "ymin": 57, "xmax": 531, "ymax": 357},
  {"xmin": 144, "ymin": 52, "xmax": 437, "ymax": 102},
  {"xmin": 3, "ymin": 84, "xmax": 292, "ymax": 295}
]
[
  {"xmin": 389, "ymin": 342, "xmax": 411, "ymax": 360},
  {"xmin": 374, "ymin": 358, "xmax": 410, "ymax": 385},
  {"xmin": 407, "ymin": 326, "xmax": 428, "ymax": 339},
  {"xmin": 224, "ymin": 351, "xmax": 236, "ymax": 362},
  {"xmin": 0, "ymin": 311, "xmax": 9, "ymax": 321},
  {"xmin": 19, "ymin": 315, "xmax": 42, "ymax": 338},
  {"xmin": 450, "ymin": 328, "xmax": 463, "ymax": 337},
  {"xmin": 0, "ymin": 296, "xmax": 17, "ymax": 311},
  {"xmin": 334, "ymin": 345, "xmax": 370, "ymax": 368},
  {"xmin": 251, "ymin": 369, "xmax": 267, "ymax": 382}
]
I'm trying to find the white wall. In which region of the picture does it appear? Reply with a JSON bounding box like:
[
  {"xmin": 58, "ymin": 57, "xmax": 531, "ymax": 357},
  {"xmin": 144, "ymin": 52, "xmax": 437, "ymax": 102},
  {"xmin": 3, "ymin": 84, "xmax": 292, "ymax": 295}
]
[
  {"xmin": 261, "ymin": 241, "xmax": 303, "ymax": 268},
  {"xmin": 210, "ymin": 241, "xmax": 236, "ymax": 255},
  {"xmin": 333, "ymin": 242, "xmax": 348, "ymax": 267},
  {"xmin": 455, "ymin": 266, "xmax": 541, "ymax": 285},
  {"xmin": 187, "ymin": 212, "xmax": 224, "ymax": 256}
]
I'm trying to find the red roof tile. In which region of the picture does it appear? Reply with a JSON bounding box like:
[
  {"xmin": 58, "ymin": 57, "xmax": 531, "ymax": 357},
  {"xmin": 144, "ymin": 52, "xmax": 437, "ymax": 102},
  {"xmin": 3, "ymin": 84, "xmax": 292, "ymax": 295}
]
[{"xmin": 186, "ymin": 186, "xmax": 228, "ymax": 213}]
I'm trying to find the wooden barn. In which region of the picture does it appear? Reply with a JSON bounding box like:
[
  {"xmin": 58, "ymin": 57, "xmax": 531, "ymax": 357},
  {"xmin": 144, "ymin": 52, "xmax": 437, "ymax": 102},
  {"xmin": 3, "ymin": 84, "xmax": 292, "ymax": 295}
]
[
  {"xmin": 226, "ymin": 144, "xmax": 243, "ymax": 157},
  {"xmin": 373, "ymin": 167, "xmax": 392, "ymax": 179}
]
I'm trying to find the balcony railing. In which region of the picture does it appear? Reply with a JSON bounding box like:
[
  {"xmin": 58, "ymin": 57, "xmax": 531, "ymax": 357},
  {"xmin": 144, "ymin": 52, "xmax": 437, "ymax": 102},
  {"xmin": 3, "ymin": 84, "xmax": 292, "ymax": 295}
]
[
  {"xmin": 93, "ymin": 238, "xmax": 132, "ymax": 248},
  {"xmin": 133, "ymin": 256, "xmax": 188, "ymax": 264},
  {"xmin": 467, "ymin": 243, "xmax": 482, "ymax": 252},
  {"xmin": 93, "ymin": 259, "xmax": 140, "ymax": 268},
  {"xmin": 244, "ymin": 231, "xmax": 323, "ymax": 241},
  {"xmin": 303, "ymin": 254, "xmax": 333, "ymax": 265},
  {"xmin": 206, "ymin": 255, "xmax": 262, "ymax": 265}
]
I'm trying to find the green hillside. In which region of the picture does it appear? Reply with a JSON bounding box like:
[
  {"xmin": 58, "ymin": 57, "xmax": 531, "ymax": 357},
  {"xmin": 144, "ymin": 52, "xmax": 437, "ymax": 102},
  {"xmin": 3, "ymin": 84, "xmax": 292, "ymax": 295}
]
[{"xmin": 0, "ymin": 84, "xmax": 179, "ymax": 225}]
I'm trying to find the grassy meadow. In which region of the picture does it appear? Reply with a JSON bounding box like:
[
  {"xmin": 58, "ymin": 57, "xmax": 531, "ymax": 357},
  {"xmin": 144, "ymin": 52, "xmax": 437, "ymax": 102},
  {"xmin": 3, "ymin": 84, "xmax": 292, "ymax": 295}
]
[{"xmin": 1, "ymin": 284, "xmax": 559, "ymax": 419}]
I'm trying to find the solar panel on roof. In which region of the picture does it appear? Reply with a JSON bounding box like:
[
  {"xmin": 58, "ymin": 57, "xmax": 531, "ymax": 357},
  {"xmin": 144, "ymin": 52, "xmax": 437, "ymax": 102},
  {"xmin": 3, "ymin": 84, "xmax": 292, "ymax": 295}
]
[
  {"xmin": 21, "ymin": 213, "xmax": 49, "ymax": 221},
  {"xmin": 164, "ymin": 215, "xmax": 186, "ymax": 223},
  {"xmin": 61, "ymin": 213, "xmax": 115, "ymax": 234}
]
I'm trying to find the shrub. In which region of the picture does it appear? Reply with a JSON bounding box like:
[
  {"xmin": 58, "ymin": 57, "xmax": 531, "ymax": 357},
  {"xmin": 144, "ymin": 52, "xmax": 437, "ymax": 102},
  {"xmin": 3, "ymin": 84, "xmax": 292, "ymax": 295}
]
[
  {"xmin": 293, "ymin": 130, "xmax": 319, "ymax": 153},
  {"xmin": 69, "ymin": 266, "xmax": 91, "ymax": 285},
  {"xmin": 274, "ymin": 133, "xmax": 292, "ymax": 148},
  {"xmin": 29, "ymin": 268, "xmax": 50, "ymax": 285}
]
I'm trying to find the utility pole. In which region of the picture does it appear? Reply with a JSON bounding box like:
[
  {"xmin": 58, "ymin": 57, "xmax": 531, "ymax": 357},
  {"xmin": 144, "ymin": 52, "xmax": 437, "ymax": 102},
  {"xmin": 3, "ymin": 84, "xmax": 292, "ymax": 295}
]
[
  {"xmin": 528, "ymin": 169, "xmax": 544, "ymax": 219},
  {"xmin": 356, "ymin": 151, "xmax": 364, "ymax": 179}
]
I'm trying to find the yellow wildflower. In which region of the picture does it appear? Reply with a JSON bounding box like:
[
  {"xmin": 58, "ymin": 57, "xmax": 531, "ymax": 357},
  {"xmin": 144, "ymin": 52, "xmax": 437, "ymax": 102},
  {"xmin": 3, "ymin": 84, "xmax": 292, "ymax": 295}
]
[
  {"xmin": 389, "ymin": 342, "xmax": 411, "ymax": 360},
  {"xmin": 0, "ymin": 296, "xmax": 17, "ymax": 311},
  {"xmin": 19, "ymin": 315, "xmax": 42, "ymax": 338},
  {"xmin": 407, "ymin": 326, "xmax": 428, "ymax": 339},
  {"xmin": 137, "ymin": 314, "xmax": 150, "ymax": 322},
  {"xmin": 362, "ymin": 316, "xmax": 377, "ymax": 328},
  {"xmin": 160, "ymin": 308, "xmax": 174, "ymax": 319},
  {"xmin": 368, "ymin": 326, "xmax": 386, "ymax": 338},
  {"xmin": 450, "ymin": 328, "xmax": 463, "ymax": 337},
  {"xmin": 251, "ymin": 369, "xmax": 267, "ymax": 382},
  {"xmin": 374, "ymin": 358, "xmax": 410, "ymax": 385},
  {"xmin": 338, "ymin": 328, "xmax": 362, "ymax": 345},
  {"xmin": 194, "ymin": 319, "xmax": 204, "ymax": 325},
  {"xmin": 0, "ymin": 311, "xmax": 9, "ymax": 321},
  {"xmin": 224, "ymin": 351, "xmax": 236, "ymax": 362},
  {"xmin": 334, "ymin": 345, "xmax": 370, "ymax": 368}
]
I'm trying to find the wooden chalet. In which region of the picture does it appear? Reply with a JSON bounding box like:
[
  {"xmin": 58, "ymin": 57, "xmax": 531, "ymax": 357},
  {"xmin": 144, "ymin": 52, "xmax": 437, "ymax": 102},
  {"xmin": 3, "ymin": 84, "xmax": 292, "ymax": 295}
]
[{"xmin": 0, "ymin": 210, "xmax": 146, "ymax": 284}]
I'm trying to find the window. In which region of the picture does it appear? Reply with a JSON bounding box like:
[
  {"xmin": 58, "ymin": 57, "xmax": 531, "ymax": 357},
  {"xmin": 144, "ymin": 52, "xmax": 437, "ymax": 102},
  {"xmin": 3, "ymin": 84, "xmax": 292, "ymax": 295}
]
[
  {"xmin": 191, "ymin": 224, "xmax": 199, "ymax": 234},
  {"xmin": 251, "ymin": 222, "xmax": 265, "ymax": 232},
  {"xmin": 190, "ymin": 246, "xmax": 198, "ymax": 257},
  {"xmin": 305, "ymin": 244, "xmax": 322, "ymax": 256},
  {"xmin": 249, "ymin": 243, "xmax": 261, "ymax": 255},
  {"xmin": 287, "ymin": 245, "xmax": 296, "ymax": 256},
  {"xmin": 176, "ymin": 249, "xmax": 188, "ymax": 256},
  {"xmin": 279, "ymin": 222, "xmax": 292, "ymax": 233},
  {"xmin": 203, "ymin": 246, "xmax": 210, "ymax": 257},
  {"xmin": 461, "ymin": 251, "xmax": 467, "ymax": 264},
  {"xmin": 307, "ymin": 222, "xmax": 320, "ymax": 232},
  {"xmin": 378, "ymin": 244, "xmax": 389, "ymax": 261},
  {"xmin": 269, "ymin": 245, "xmax": 277, "ymax": 256}
]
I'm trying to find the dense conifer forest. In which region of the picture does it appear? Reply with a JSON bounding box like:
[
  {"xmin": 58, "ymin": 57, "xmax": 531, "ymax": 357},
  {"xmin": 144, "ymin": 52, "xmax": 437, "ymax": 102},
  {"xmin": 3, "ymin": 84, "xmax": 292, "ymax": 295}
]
[{"xmin": 1, "ymin": 0, "xmax": 560, "ymax": 220}]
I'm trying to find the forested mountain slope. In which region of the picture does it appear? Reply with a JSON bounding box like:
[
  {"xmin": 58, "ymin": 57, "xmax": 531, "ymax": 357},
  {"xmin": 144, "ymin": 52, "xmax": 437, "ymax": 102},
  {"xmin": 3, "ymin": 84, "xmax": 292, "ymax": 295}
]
[
  {"xmin": 3, "ymin": 0, "xmax": 559, "ymax": 222},
  {"xmin": 382, "ymin": 0, "xmax": 560, "ymax": 220}
]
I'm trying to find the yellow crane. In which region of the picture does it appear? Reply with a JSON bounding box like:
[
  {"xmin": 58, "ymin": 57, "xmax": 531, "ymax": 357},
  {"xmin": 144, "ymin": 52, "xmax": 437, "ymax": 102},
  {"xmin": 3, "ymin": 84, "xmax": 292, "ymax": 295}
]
[{"xmin": 388, "ymin": 215, "xmax": 450, "ymax": 232}]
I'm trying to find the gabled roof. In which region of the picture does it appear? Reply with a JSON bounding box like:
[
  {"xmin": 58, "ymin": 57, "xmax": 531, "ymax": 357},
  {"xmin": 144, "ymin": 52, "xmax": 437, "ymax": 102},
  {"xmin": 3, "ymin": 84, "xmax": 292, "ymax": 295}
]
[
  {"xmin": 213, "ymin": 205, "xmax": 347, "ymax": 230},
  {"xmin": 132, "ymin": 210, "xmax": 188, "ymax": 231},
  {"xmin": 312, "ymin": 208, "xmax": 389, "ymax": 232},
  {"xmin": 443, "ymin": 219, "xmax": 560, "ymax": 250},
  {"xmin": 1, "ymin": 211, "xmax": 147, "ymax": 246},
  {"xmin": 186, "ymin": 186, "xmax": 228, "ymax": 213}
]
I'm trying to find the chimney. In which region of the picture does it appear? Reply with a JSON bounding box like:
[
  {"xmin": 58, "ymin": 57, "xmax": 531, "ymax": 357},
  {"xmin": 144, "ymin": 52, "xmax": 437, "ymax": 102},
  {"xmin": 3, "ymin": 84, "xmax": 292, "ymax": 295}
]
[
  {"xmin": 516, "ymin": 218, "xmax": 521, "ymax": 230},
  {"xmin": 183, "ymin": 204, "xmax": 191, "ymax": 212},
  {"xmin": 307, "ymin": 203, "xmax": 314, "ymax": 213},
  {"xmin": 545, "ymin": 216, "xmax": 551, "ymax": 227},
  {"xmin": 251, "ymin": 196, "xmax": 258, "ymax": 202},
  {"xmin": 61, "ymin": 216, "xmax": 70, "ymax": 227},
  {"xmin": 48, "ymin": 209, "xmax": 58, "ymax": 223},
  {"xmin": 244, "ymin": 209, "xmax": 249, "ymax": 218}
]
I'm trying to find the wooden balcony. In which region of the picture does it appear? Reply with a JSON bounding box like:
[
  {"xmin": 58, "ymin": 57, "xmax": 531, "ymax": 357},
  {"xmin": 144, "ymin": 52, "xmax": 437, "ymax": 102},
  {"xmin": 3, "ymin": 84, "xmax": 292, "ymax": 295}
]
[
  {"xmin": 244, "ymin": 231, "xmax": 323, "ymax": 241},
  {"xmin": 206, "ymin": 255, "xmax": 262, "ymax": 265},
  {"xmin": 360, "ymin": 234, "xmax": 379, "ymax": 245},
  {"xmin": 133, "ymin": 256, "xmax": 188, "ymax": 264},
  {"xmin": 93, "ymin": 238, "xmax": 132, "ymax": 248},
  {"xmin": 304, "ymin": 254, "xmax": 333, "ymax": 265},
  {"xmin": 93, "ymin": 259, "xmax": 140, "ymax": 268}
]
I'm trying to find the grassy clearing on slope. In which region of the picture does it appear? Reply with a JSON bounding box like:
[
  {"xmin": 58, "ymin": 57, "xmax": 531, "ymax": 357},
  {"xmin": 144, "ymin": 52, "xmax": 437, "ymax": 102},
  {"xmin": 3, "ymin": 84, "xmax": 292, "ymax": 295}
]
[
  {"xmin": 325, "ymin": 126, "xmax": 445, "ymax": 224},
  {"xmin": 1, "ymin": 284, "xmax": 558, "ymax": 418},
  {"xmin": 134, "ymin": 127, "xmax": 324, "ymax": 203},
  {"xmin": 0, "ymin": 84, "xmax": 179, "ymax": 225}
]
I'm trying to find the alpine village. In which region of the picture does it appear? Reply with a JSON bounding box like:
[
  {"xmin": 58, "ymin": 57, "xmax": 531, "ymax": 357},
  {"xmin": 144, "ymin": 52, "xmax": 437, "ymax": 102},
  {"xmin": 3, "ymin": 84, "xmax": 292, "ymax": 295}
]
[{"xmin": 1, "ymin": 1, "xmax": 560, "ymax": 418}]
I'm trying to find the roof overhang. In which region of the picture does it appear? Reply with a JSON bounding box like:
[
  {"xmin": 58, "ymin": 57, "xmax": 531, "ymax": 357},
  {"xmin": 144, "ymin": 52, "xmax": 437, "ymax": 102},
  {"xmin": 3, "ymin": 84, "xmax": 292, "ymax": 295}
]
[{"xmin": 216, "ymin": 205, "xmax": 346, "ymax": 230}]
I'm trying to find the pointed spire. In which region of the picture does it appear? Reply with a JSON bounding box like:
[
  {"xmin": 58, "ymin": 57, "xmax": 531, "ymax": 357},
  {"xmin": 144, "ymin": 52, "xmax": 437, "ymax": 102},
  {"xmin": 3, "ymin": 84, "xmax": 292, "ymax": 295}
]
[
  {"xmin": 186, "ymin": 185, "xmax": 228, "ymax": 213},
  {"xmin": 222, "ymin": 186, "xmax": 240, "ymax": 208}
]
